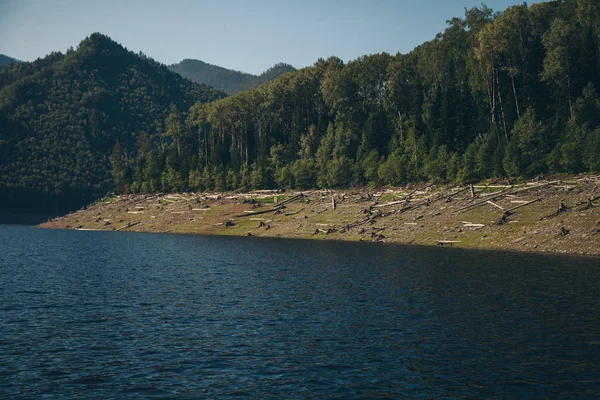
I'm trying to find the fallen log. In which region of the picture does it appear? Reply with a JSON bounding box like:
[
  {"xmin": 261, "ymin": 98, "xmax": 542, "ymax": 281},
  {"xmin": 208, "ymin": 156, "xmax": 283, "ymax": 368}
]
[
  {"xmin": 487, "ymin": 201, "xmax": 505, "ymax": 211},
  {"xmin": 446, "ymin": 186, "xmax": 469, "ymax": 199},
  {"xmin": 373, "ymin": 188, "xmax": 419, "ymax": 208},
  {"xmin": 457, "ymin": 188, "xmax": 513, "ymax": 212},
  {"xmin": 372, "ymin": 200, "xmax": 406, "ymax": 208},
  {"xmin": 235, "ymin": 204, "xmax": 284, "ymax": 218},
  {"xmin": 473, "ymin": 185, "xmax": 513, "ymax": 189},
  {"xmin": 463, "ymin": 223, "xmax": 485, "ymax": 228},
  {"xmin": 280, "ymin": 193, "xmax": 305, "ymax": 205},
  {"xmin": 505, "ymin": 198, "xmax": 542, "ymax": 213}
]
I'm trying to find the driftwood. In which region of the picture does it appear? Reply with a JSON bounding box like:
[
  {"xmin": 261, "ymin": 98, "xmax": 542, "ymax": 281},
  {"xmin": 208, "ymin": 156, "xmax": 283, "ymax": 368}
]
[
  {"xmin": 280, "ymin": 193, "xmax": 306, "ymax": 205},
  {"xmin": 373, "ymin": 200, "xmax": 406, "ymax": 208},
  {"xmin": 487, "ymin": 201, "xmax": 505, "ymax": 211},
  {"xmin": 457, "ymin": 182, "xmax": 551, "ymax": 213},
  {"xmin": 445, "ymin": 186, "xmax": 469, "ymax": 200},
  {"xmin": 463, "ymin": 223, "xmax": 485, "ymax": 228},
  {"xmin": 506, "ymin": 198, "xmax": 542, "ymax": 213},
  {"xmin": 457, "ymin": 189, "xmax": 512, "ymax": 212},
  {"xmin": 373, "ymin": 188, "xmax": 419, "ymax": 208}
]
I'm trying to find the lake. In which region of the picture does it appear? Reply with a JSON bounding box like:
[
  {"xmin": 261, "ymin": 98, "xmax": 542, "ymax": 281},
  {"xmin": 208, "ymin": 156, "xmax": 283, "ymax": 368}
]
[{"xmin": 1, "ymin": 224, "xmax": 599, "ymax": 398}]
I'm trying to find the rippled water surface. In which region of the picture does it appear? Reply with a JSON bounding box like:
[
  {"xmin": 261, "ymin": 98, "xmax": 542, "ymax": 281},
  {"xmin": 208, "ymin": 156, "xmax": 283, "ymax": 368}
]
[{"xmin": 1, "ymin": 225, "xmax": 599, "ymax": 398}]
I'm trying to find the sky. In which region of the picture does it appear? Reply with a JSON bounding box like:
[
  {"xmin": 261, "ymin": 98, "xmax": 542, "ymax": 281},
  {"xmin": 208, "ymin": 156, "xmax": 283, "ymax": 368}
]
[{"xmin": 0, "ymin": 0, "xmax": 545, "ymax": 75}]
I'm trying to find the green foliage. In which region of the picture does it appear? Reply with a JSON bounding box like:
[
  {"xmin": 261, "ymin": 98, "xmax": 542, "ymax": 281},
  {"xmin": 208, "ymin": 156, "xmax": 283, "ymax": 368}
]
[
  {"xmin": 507, "ymin": 109, "xmax": 549, "ymax": 176},
  {"xmin": 5, "ymin": 1, "xmax": 600, "ymax": 210},
  {"xmin": 149, "ymin": 1, "xmax": 600, "ymax": 193},
  {"xmin": 0, "ymin": 33, "xmax": 224, "ymax": 211}
]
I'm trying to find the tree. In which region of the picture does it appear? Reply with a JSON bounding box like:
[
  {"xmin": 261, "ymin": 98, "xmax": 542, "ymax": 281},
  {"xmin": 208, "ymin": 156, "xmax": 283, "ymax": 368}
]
[
  {"xmin": 165, "ymin": 105, "xmax": 184, "ymax": 155},
  {"xmin": 541, "ymin": 18, "xmax": 576, "ymax": 119},
  {"xmin": 109, "ymin": 141, "xmax": 131, "ymax": 193},
  {"xmin": 506, "ymin": 108, "xmax": 549, "ymax": 176}
]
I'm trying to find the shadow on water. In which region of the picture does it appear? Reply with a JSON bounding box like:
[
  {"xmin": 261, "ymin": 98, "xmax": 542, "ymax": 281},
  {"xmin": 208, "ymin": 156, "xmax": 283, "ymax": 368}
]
[{"xmin": 0, "ymin": 212, "xmax": 61, "ymax": 225}]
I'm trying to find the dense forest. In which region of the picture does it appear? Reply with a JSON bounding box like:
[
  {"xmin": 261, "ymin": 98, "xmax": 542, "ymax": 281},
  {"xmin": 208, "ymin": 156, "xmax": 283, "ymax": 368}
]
[
  {"xmin": 0, "ymin": 55, "xmax": 20, "ymax": 67},
  {"xmin": 0, "ymin": 34, "xmax": 225, "ymax": 212},
  {"xmin": 112, "ymin": 0, "xmax": 600, "ymax": 194},
  {"xmin": 168, "ymin": 59, "xmax": 295, "ymax": 94}
]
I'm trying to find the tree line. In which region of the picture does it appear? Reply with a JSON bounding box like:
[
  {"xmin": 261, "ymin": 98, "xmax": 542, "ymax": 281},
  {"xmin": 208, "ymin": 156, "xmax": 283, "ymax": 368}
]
[{"xmin": 112, "ymin": 0, "xmax": 600, "ymax": 194}]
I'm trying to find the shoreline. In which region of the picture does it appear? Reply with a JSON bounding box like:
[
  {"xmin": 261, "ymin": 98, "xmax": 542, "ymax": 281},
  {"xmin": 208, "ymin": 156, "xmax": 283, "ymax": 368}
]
[{"xmin": 39, "ymin": 176, "xmax": 600, "ymax": 256}]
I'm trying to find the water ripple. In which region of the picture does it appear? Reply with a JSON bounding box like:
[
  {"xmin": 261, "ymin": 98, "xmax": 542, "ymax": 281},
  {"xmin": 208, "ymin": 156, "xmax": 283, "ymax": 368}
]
[{"xmin": 0, "ymin": 225, "xmax": 599, "ymax": 398}]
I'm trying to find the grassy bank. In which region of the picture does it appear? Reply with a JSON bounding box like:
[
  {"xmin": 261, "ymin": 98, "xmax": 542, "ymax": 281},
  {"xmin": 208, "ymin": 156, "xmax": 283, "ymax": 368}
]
[{"xmin": 39, "ymin": 175, "xmax": 600, "ymax": 256}]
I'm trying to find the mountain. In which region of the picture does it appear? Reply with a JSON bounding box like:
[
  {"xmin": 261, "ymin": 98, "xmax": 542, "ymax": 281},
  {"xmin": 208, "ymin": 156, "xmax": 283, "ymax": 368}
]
[
  {"xmin": 168, "ymin": 59, "xmax": 295, "ymax": 94},
  {"xmin": 0, "ymin": 33, "xmax": 226, "ymax": 212},
  {"xmin": 0, "ymin": 54, "xmax": 20, "ymax": 67}
]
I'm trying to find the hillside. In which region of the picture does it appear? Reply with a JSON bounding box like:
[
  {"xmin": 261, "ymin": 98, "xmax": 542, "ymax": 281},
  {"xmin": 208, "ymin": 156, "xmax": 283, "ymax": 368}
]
[
  {"xmin": 168, "ymin": 59, "xmax": 295, "ymax": 94},
  {"xmin": 111, "ymin": 0, "xmax": 600, "ymax": 196},
  {"xmin": 0, "ymin": 33, "xmax": 226, "ymax": 212},
  {"xmin": 0, "ymin": 54, "xmax": 20, "ymax": 67}
]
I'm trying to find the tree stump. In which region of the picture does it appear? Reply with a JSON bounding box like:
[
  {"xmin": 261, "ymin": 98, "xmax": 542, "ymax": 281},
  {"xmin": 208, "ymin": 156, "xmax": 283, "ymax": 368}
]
[{"xmin": 555, "ymin": 202, "xmax": 567, "ymax": 216}]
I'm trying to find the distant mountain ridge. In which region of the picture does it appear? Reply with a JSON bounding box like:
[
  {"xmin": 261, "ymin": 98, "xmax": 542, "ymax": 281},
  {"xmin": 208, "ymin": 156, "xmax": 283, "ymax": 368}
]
[
  {"xmin": 168, "ymin": 59, "xmax": 295, "ymax": 94},
  {"xmin": 0, "ymin": 33, "xmax": 225, "ymax": 212},
  {"xmin": 0, "ymin": 54, "xmax": 20, "ymax": 67}
]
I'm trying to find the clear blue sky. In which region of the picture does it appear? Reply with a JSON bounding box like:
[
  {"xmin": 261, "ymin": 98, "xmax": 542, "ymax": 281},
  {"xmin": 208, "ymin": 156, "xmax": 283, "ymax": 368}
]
[{"xmin": 0, "ymin": 0, "xmax": 544, "ymax": 75}]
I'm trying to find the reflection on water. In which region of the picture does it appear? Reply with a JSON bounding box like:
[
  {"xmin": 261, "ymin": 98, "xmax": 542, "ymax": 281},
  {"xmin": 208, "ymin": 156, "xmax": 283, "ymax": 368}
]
[{"xmin": 0, "ymin": 225, "xmax": 599, "ymax": 398}]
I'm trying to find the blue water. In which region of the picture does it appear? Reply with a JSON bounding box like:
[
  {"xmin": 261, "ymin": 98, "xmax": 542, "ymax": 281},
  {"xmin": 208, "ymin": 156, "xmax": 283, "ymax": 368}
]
[{"xmin": 1, "ymin": 224, "xmax": 599, "ymax": 399}]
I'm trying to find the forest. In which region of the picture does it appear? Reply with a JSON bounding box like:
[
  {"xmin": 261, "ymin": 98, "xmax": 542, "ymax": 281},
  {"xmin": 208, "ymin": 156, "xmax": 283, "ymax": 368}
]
[
  {"xmin": 2, "ymin": 0, "xmax": 600, "ymax": 212},
  {"xmin": 110, "ymin": 0, "xmax": 600, "ymax": 195},
  {"xmin": 0, "ymin": 34, "xmax": 225, "ymax": 211}
]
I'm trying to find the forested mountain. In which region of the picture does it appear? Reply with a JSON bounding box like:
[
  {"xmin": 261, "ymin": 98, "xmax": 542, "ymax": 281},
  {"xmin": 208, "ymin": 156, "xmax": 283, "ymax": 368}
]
[
  {"xmin": 0, "ymin": 33, "xmax": 225, "ymax": 212},
  {"xmin": 112, "ymin": 0, "xmax": 600, "ymax": 194},
  {"xmin": 0, "ymin": 54, "xmax": 20, "ymax": 67},
  {"xmin": 168, "ymin": 60, "xmax": 295, "ymax": 94}
]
